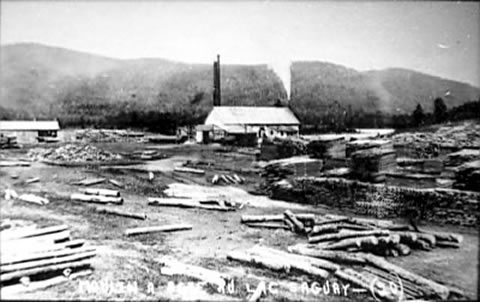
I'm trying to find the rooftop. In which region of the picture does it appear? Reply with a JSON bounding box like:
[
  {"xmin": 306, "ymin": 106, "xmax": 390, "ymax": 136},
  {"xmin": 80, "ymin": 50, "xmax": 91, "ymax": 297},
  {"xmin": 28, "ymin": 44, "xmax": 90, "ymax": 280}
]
[
  {"xmin": 0, "ymin": 120, "xmax": 60, "ymax": 131},
  {"xmin": 205, "ymin": 106, "xmax": 300, "ymax": 126}
]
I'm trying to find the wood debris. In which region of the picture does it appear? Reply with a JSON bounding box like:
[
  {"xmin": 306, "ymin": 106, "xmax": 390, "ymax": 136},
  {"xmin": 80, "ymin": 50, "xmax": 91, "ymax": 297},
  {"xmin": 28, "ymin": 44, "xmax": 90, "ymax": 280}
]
[{"xmin": 148, "ymin": 197, "xmax": 236, "ymax": 211}]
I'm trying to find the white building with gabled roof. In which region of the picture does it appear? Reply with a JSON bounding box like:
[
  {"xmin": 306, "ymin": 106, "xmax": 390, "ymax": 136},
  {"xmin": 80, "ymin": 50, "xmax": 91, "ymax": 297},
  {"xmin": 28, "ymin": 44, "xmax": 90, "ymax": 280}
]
[{"xmin": 197, "ymin": 106, "xmax": 300, "ymax": 144}]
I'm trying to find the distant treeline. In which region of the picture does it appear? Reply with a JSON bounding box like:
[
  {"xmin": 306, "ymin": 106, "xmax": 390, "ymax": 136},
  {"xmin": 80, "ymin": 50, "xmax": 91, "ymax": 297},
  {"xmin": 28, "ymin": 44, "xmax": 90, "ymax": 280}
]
[
  {"xmin": 1, "ymin": 98, "xmax": 479, "ymax": 134},
  {"xmin": 300, "ymin": 98, "xmax": 480, "ymax": 133}
]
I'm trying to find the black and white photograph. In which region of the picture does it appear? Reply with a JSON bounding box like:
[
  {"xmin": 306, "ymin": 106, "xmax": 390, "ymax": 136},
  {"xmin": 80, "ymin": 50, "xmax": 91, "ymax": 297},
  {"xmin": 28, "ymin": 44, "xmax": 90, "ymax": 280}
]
[{"xmin": 0, "ymin": 0, "xmax": 479, "ymax": 301}]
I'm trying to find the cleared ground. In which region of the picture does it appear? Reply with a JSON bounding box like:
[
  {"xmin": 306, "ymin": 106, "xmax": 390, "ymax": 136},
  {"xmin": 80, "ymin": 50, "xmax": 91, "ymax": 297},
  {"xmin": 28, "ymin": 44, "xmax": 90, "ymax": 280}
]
[{"xmin": 0, "ymin": 143, "xmax": 478, "ymax": 300}]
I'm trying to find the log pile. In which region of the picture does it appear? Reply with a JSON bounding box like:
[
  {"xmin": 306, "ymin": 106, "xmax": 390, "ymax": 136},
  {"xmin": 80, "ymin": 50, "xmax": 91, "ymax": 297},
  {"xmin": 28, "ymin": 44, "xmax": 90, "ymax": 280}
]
[
  {"xmin": 75, "ymin": 129, "xmax": 144, "ymax": 143},
  {"xmin": 453, "ymin": 160, "xmax": 480, "ymax": 192},
  {"xmin": 350, "ymin": 149, "xmax": 396, "ymax": 183},
  {"xmin": 0, "ymin": 134, "xmax": 19, "ymax": 149},
  {"xmin": 227, "ymin": 245, "xmax": 459, "ymax": 301},
  {"xmin": 27, "ymin": 144, "xmax": 122, "ymax": 163},
  {"xmin": 444, "ymin": 149, "xmax": 480, "ymax": 167},
  {"xmin": 307, "ymin": 137, "xmax": 346, "ymax": 159},
  {"xmin": 70, "ymin": 188, "xmax": 123, "ymax": 204},
  {"xmin": 230, "ymin": 211, "xmax": 466, "ymax": 300},
  {"xmin": 346, "ymin": 139, "xmax": 393, "ymax": 158},
  {"xmin": 0, "ymin": 223, "xmax": 95, "ymax": 293},
  {"xmin": 211, "ymin": 173, "xmax": 245, "ymax": 185}
]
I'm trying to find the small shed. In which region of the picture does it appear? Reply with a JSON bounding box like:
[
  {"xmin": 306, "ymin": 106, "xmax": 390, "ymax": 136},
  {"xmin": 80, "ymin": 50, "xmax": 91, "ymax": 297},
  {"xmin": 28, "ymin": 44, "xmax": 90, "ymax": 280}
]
[{"xmin": 0, "ymin": 120, "xmax": 60, "ymax": 144}]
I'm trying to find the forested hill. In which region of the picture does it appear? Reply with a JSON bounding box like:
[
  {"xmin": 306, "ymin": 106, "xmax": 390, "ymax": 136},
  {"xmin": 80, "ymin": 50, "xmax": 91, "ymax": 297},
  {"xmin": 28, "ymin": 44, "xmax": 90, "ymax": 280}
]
[{"xmin": 1, "ymin": 43, "xmax": 479, "ymax": 131}]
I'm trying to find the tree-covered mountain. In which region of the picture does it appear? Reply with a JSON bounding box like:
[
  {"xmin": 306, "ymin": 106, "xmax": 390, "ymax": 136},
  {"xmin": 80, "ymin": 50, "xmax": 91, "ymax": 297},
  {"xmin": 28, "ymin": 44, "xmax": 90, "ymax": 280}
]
[{"xmin": 1, "ymin": 43, "xmax": 479, "ymax": 131}]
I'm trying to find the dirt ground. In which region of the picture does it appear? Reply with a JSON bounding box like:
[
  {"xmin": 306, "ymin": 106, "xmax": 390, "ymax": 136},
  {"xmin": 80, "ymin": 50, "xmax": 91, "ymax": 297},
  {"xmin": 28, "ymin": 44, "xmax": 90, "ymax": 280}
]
[{"xmin": 0, "ymin": 142, "xmax": 478, "ymax": 301}]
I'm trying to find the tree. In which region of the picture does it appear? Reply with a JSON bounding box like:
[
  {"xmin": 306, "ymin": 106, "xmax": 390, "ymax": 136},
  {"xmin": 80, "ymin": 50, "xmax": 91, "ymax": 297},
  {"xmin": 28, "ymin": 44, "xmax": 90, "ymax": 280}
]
[
  {"xmin": 433, "ymin": 97, "xmax": 448, "ymax": 123},
  {"xmin": 412, "ymin": 103, "xmax": 425, "ymax": 127}
]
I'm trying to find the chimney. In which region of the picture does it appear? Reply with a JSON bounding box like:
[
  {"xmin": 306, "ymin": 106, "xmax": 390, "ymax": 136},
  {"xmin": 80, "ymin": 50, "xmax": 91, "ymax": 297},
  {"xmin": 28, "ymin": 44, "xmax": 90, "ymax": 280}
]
[{"xmin": 213, "ymin": 55, "xmax": 221, "ymax": 106}]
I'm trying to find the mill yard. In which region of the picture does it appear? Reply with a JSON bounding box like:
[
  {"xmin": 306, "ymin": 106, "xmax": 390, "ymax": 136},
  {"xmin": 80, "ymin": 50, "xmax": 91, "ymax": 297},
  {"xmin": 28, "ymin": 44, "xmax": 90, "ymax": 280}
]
[{"xmin": 1, "ymin": 121, "xmax": 479, "ymax": 301}]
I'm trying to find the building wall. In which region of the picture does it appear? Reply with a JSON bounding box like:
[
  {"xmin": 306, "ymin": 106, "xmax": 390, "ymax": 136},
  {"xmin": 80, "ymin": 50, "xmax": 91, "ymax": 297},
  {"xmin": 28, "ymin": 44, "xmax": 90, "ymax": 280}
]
[
  {"xmin": 0, "ymin": 130, "xmax": 38, "ymax": 144},
  {"xmin": 0, "ymin": 130, "xmax": 63, "ymax": 144}
]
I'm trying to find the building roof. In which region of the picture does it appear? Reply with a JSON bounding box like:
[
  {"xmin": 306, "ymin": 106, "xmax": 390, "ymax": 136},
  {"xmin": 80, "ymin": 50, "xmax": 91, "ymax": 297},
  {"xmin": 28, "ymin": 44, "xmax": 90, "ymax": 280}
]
[
  {"xmin": 0, "ymin": 120, "xmax": 60, "ymax": 131},
  {"xmin": 205, "ymin": 106, "xmax": 300, "ymax": 126}
]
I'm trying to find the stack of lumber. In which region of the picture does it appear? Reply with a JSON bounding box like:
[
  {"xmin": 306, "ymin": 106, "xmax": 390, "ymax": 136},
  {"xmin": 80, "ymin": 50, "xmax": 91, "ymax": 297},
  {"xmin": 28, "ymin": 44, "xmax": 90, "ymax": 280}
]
[
  {"xmin": 385, "ymin": 172, "xmax": 437, "ymax": 189},
  {"xmin": 148, "ymin": 197, "xmax": 237, "ymax": 211},
  {"xmin": 211, "ymin": 173, "xmax": 245, "ymax": 185},
  {"xmin": 350, "ymin": 149, "xmax": 396, "ymax": 183},
  {"xmin": 453, "ymin": 160, "xmax": 480, "ymax": 192},
  {"xmin": 70, "ymin": 188, "xmax": 123, "ymax": 204},
  {"xmin": 307, "ymin": 137, "xmax": 346, "ymax": 159},
  {"xmin": 445, "ymin": 149, "xmax": 480, "ymax": 167},
  {"xmin": 76, "ymin": 129, "xmax": 144, "ymax": 143},
  {"xmin": 258, "ymin": 137, "xmax": 308, "ymax": 161},
  {"xmin": 346, "ymin": 139, "xmax": 393, "ymax": 158},
  {"xmin": 0, "ymin": 223, "xmax": 95, "ymax": 294},
  {"xmin": 0, "ymin": 134, "xmax": 19, "ymax": 149},
  {"xmin": 27, "ymin": 144, "xmax": 122, "ymax": 163}
]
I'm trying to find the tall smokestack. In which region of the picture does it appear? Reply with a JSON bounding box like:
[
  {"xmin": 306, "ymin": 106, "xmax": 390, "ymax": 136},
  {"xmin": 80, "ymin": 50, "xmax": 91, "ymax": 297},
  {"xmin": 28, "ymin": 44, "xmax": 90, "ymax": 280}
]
[{"xmin": 213, "ymin": 55, "xmax": 221, "ymax": 106}]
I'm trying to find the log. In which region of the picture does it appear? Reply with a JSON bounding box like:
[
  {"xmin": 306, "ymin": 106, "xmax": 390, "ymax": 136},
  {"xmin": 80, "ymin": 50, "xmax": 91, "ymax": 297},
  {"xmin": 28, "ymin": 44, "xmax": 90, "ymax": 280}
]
[
  {"xmin": 248, "ymin": 281, "xmax": 264, "ymax": 302},
  {"xmin": 315, "ymin": 217, "xmax": 350, "ymax": 226},
  {"xmin": 287, "ymin": 244, "xmax": 367, "ymax": 264},
  {"xmin": 226, "ymin": 250, "xmax": 330, "ymax": 278},
  {"xmin": 1, "ymin": 239, "xmax": 85, "ymax": 257},
  {"xmin": 309, "ymin": 229, "xmax": 390, "ymax": 244},
  {"xmin": 334, "ymin": 269, "xmax": 371, "ymax": 295},
  {"xmin": 250, "ymin": 245, "xmax": 340, "ymax": 272},
  {"xmin": 392, "ymin": 243, "xmax": 411, "ymax": 256},
  {"xmin": 336, "ymin": 223, "xmax": 374, "ymax": 231},
  {"xmin": 411, "ymin": 239, "xmax": 432, "ymax": 251},
  {"xmin": 1, "ymin": 250, "xmax": 96, "ymax": 273},
  {"xmin": 435, "ymin": 240, "xmax": 460, "ymax": 248},
  {"xmin": 1, "ymin": 246, "xmax": 94, "ymax": 266},
  {"xmin": 0, "ymin": 161, "xmax": 30, "ymax": 167},
  {"xmin": 422, "ymin": 231, "xmax": 463, "ymax": 244},
  {"xmin": 324, "ymin": 235, "xmax": 379, "ymax": 251},
  {"xmin": 245, "ymin": 223, "xmax": 289, "ymax": 230},
  {"xmin": 0, "ymin": 259, "xmax": 93, "ymax": 282},
  {"xmin": 363, "ymin": 266, "xmax": 424, "ymax": 296},
  {"xmin": 174, "ymin": 167, "xmax": 205, "ymax": 174},
  {"xmin": 212, "ymin": 174, "xmax": 220, "ymax": 184},
  {"xmin": 309, "ymin": 224, "xmax": 338, "ymax": 236},
  {"xmin": 224, "ymin": 175, "xmax": 237, "ymax": 184},
  {"xmin": 1, "ymin": 224, "xmax": 68, "ymax": 241},
  {"xmin": 362, "ymin": 253, "xmax": 450, "ymax": 299},
  {"xmin": 159, "ymin": 257, "xmax": 229, "ymax": 289},
  {"xmin": 233, "ymin": 174, "xmax": 243, "ymax": 184},
  {"xmin": 80, "ymin": 188, "xmax": 120, "ymax": 197},
  {"xmin": 25, "ymin": 177, "xmax": 40, "ymax": 184},
  {"xmin": 284, "ymin": 210, "xmax": 305, "ymax": 234},
  {"xmin": 95, "ymin": 207, "xmax": 147, "ymax": 220},
  {"xmin": 284, "ymin": 218, "xmax": 295, "ymax": 232},
  {"xmin": 393, "ymin": 232, "xmax": 418, "ymax": 246},
  {"xmin": 125, "ymin": 224, "xmax": 192, "ymax": 236},
  {"xmin": 377, "ymin": 234, "xmax": 401, "ymax": 247},
  {"xmin": 5, "ymin": 230, "xmax": 71, "ymax": 248},
  {"xmin": 148, "ymin": 198, "xmax": 234, "ymax": 211},
  {"xmin": 70, "ymin": 193, "xmax": 123, "ymax": 204},
  {"xmin": 71, "ymin": 178, "xmax": 106, "ymax": 186},
  {"xmin": 108, "ymin": 179, "xmax": 124, "ymax": 188},
  {"xmin": 18, "ymin": 194, "xmax": 49, "ymax": 205},
  {"xmin": 220, "ymin": 174, "xmax": 233, "ymax": 184},
  {"xmin": 415, "ymin": 233, "xmax": 436, "ymax": 247},
  {"xmin": 0, "ymin": 269, "xmax": 92, "ymax": 296},
  {"xmin": 241, "ymin": 214, "xmax": 315, "ymax": 224}
]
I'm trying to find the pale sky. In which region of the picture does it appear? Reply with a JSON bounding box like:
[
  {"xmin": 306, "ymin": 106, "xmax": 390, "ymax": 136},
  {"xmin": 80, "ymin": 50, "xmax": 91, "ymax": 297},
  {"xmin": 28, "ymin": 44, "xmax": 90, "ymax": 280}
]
[{"xmin": 1, "ymin": 1, "xmax": 479, "ymax": 87}]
